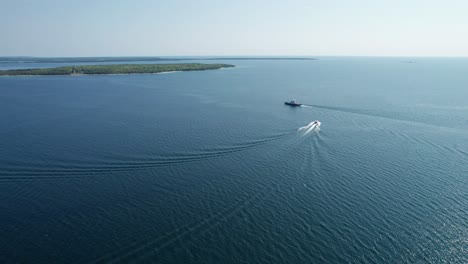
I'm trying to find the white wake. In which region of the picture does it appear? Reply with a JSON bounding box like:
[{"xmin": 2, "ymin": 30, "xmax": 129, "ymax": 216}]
[{"xmin": 298, "ymin": 120, "xmax": 321, "ymax": 135}]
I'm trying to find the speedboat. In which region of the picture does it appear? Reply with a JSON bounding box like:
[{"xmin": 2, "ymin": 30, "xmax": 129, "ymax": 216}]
[
  {"xmin": 298, "ymin": 120, "xmax": 321, "ymax": 133},
  {"xmin": 284, "ymin": 99, "xmax": 302, "ymax": 107}
]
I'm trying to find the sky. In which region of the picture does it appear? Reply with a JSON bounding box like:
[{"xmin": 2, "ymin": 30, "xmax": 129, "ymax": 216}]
[{"xmin": 1, "ymin": 0, "xmax": 467, "ymax": 57}]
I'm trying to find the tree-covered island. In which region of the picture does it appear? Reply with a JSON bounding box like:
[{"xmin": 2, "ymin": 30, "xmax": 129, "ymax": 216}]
[{"xmin": 0, "ymin": 63, "xmax": 234, "ymax": 76}]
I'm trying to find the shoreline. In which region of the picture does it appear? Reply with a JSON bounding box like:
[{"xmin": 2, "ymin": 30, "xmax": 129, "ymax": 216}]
[
  {"xmin": 0, "ymin": 63, "xmax": 234, "ymax": 77},
  {"xmin": 0, "ymin": 71, "xmax": 185, "ymax": 77}
]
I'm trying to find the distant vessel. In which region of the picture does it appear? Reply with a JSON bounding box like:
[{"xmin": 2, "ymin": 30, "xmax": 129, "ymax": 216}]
[{"xmin": 284, "ymin": 99, "xmax": 302, "ymax": 107}]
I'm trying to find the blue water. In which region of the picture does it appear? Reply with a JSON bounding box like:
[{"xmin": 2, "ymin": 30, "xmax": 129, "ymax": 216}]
[{"xmin": 0, "ymin": 58, "xmax": 467, "ymax": 263}]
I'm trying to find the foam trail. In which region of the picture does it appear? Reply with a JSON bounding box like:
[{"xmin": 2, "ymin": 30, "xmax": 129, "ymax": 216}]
[
  {"xmin": 298, "ymin": 121, "xmax": 316, "ymax": 131},
  {"xmin": 304, "ymin": 124, "xmax": 317, "ymax": 134},
  {"xmin": 304, "ymin": 124, "xmax": 319, "ymax": 135}
]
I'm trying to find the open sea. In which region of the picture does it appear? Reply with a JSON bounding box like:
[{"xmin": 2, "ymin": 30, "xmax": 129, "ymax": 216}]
[{"xmin": 0, "ymin": 57, "xmax": 466, "ymax": 263}]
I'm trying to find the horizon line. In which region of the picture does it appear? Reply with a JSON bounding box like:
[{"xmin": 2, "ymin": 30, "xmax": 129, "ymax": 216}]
[{"xmin": 1, "ymin": 55, "xmax": 468, "ymax": 58}]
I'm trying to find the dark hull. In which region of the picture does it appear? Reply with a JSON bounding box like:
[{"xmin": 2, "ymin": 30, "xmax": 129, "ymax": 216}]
[{"xmin": 284, "ymin": 102, "xmax": 302, "ymax": 106}]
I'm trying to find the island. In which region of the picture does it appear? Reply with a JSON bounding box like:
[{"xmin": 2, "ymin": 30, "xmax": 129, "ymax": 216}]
[
  {"xmin": 0, "ymin": 56, "xmax": 317, "ymax": 63},
  {"xmin": 0, "ymin": 63, "xmax": 234, "ymax": 76}
]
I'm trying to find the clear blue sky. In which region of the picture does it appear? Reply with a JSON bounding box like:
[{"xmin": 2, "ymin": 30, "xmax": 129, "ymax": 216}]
[{"xmin": 1, "ymin": 0, "xmax": 467, "ymax": 57}]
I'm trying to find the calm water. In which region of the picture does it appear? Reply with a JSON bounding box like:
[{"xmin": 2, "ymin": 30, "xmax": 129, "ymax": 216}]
[{"xmin": 0, "ymin": 58, "xmax": 467, "ymax": 263}]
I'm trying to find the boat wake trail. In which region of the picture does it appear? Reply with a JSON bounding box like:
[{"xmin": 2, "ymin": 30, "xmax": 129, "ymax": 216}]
[
  {"xmin": 300, "ymin": 105, "xmax": 313, "ymax": 109},
  {"xmin": 0, "ymin": 132, "xmax": 294, "ymax": 181},
  {"xmin": 298, "ymin": 121, "xmax": 321, "ymax": 136},
  {"xmin": 302, "ymin": 104, "xmax": 463, "ymax": 131},
  {"xmin": 86, "ymin": 188, "xmax": 270, "ymax": 263}
]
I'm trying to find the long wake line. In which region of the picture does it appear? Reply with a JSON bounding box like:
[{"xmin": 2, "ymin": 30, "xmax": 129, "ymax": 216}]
[
  {"xmin": 0, "ymin": 132, "xmax": 296, "ymax": 180},
  {"xmin": 1, "ymin": 120, "xmax": 327, "ymax": 181},
  {"xmin": 301, "ymin": 104, "xmax": 466, "ymax": 132}
]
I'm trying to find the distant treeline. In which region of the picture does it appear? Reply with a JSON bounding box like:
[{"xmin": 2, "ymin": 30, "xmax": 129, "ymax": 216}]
[
  {"xmin": 0, "ymin": 56, "xmax": 317, "ymax": 63},
  {"xmin": 0, "ymin": 63, "xmax": 234, "ymax": 76},
  {"xmin": 0, "ymin": 57, "xmax": 166, "ymax": 63}
]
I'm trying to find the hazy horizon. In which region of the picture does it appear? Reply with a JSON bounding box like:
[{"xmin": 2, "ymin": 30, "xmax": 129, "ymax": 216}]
[
  {"xmin": 1, "ymin": 0, "xmax": 467, "ymax": 57},
  {"xmin": 2, "ymin": 55, "xmax": 468, "ymax": 59}
]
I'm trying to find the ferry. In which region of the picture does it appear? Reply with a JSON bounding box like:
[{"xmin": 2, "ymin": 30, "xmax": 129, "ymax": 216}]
[{"xmin": 284, "ymin": 99, "xmax": 302, "ymax": 107}]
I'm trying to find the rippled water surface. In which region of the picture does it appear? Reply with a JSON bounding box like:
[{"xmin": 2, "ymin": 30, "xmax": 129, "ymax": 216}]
[{"xmin": 0, "ymin": 58, "xmax": 467, "ymax": 263}]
